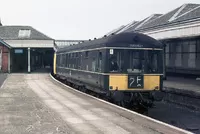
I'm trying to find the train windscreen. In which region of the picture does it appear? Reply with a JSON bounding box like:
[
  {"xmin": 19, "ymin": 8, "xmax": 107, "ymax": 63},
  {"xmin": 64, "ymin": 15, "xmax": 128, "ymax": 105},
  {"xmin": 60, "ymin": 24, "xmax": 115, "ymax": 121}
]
[
  {"xmin": 128, "ymin": 50, "xmax": 162, "ymax": 74},
  {"xmin": 109, "ymin": 49, "xmax": 163, "ymax": 74}
]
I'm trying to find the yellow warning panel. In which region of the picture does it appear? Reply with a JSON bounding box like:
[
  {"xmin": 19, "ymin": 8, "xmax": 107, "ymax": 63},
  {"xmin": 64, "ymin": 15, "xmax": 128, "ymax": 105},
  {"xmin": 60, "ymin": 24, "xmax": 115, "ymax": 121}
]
[
  {"xmin": 144, "ymin": 75, "xmax": 160, "ymax": 90},
  {"xmin": 109, "ymin": 74, "xmax": 160, "ymax": 91},
  {"xmin": 53, "ymin": 53, "xmax": 57, "ymax": 74},
  {"xmin": 109, "ymin": 75, "xmax": 127, "ymax": 90}
]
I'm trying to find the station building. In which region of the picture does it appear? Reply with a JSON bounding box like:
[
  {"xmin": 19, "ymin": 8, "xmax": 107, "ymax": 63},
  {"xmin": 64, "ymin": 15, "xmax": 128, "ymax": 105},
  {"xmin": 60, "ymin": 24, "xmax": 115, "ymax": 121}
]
[
  {"xmin": 105, "ymin": 3, "xmax": 200, "ymax": 76},
  {"xmin": 0, "ymin": 26, "xmax": 54, "ymax": 73},
  {"xmin": 0, "ymin": 39, "xmax": 11, "ymax": 72}
]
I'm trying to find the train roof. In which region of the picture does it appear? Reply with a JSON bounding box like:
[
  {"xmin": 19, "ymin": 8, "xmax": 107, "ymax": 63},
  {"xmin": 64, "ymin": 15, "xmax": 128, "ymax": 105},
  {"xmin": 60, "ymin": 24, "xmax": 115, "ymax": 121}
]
[{"xmin": 57, "ymin": 32, "xmax": 163, "ymax": 53}]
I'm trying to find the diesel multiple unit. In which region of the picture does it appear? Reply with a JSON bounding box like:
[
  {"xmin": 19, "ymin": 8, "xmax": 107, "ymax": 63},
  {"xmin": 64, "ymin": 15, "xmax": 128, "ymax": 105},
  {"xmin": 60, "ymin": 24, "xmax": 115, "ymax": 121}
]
[{"xmin": 53, "ymin": 32, "xmax": 164, "ymax": 108}]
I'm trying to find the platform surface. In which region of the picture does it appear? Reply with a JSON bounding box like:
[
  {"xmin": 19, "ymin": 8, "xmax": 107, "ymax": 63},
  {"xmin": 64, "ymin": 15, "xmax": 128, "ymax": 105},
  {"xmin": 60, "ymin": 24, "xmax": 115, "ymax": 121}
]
[
  {"xmin": 0, "ymin": 74, "xmax": 191, "ymax": 134},
  {"xmin": 164, "ymin": 76, "xmax": 200, "ymax": 95}
]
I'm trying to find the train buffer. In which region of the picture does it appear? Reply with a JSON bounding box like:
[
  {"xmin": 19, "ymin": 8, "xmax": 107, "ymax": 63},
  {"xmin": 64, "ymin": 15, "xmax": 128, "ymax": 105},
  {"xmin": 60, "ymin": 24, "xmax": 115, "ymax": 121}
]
[{"xmin": 0, "ymin": 73, "xmax": 193, "ymax": 134}]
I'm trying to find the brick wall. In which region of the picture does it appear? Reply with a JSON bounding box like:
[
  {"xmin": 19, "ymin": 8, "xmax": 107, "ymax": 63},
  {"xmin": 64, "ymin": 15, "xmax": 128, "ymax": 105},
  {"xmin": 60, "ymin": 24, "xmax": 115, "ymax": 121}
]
[{"xmin": 0, "ymin": 44, "xmax": 9, "ymax": 73}]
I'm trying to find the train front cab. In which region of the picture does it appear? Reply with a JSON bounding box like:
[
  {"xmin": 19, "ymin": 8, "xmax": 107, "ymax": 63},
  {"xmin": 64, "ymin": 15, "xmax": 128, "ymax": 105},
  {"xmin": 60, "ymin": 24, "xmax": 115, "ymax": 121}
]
[{"xmin": 106, "ymin": 48, "xmax": 163, "ymax": 106}]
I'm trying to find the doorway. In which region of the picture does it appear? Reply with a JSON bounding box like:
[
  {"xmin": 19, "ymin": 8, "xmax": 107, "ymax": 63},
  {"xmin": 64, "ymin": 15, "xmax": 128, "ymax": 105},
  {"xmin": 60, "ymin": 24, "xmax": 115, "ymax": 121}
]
[{"xmin": 11, "ymin": 48, "xmax": 28, "ymax": 73}]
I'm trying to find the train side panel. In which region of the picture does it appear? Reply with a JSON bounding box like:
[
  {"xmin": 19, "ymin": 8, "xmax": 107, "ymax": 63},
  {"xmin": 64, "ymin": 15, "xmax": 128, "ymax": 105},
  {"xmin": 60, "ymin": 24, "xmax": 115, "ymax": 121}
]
[{"xmin": 55, "ymin": 49, "xmax": 108, "ymax": 93}]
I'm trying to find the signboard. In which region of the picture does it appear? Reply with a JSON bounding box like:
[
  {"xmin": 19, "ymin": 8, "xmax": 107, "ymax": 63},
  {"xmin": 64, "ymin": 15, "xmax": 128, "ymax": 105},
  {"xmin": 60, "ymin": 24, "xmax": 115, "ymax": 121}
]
[
  {"xmin": 110, "ymin": 49, "xmax": 114, "ymax": 54},
  {"xmin": 14, "ymin": 49, "xmax": 23, "ymax": 54},
  {"xmin": 129, "ymin": 44, "xmax": 143, "ymax": 48},
  {"xmin": 128, "ymin": 75, "xmax": 144, "ymax": 88}
]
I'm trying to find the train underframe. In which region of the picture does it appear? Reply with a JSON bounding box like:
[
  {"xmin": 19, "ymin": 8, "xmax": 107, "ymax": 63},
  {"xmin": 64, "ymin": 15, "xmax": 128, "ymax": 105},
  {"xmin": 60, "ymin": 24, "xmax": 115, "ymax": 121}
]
[
  {"xmin": 54, "ymin": 74, "xmax": 156, "ymax": 111},
  {"xmin": 108, "ymin": 90, "xmax": 155, "ymax": 110}
]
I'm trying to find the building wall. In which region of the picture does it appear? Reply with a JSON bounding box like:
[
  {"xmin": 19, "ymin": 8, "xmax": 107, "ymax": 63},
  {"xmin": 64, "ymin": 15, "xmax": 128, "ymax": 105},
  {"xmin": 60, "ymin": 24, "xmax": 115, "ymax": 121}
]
[
  {"xmin": 0, "ymin": 44, "xmax": 9, "ymax": 72},
  {"xmin": 138, "ymin": 21, "xmax": 200, "ymax": 75},
  {"xmin": 164, "ymin": 37, "xmax": 200, "ymax": 74}
]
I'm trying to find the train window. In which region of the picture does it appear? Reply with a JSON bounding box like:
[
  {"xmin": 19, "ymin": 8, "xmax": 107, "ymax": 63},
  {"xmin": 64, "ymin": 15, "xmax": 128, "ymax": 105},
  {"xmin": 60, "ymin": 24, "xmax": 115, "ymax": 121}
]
[
  {"xmin": 65, "ymin": 54, "xmax": 68, "ymax": 67},
  {"xmin": 110, "ymin": 57, "xmax": 119, "ymax": 72},
  {"xmin": 92, "ymin": 58, "xmax": 96, "ymax": 72},
  {"xmin": 109, "ymin": 50, "xmax": 123, "ymax": 72},
  {"xmin": 59, "ymin": 54, "xmax": 62, "ymax": 66},
  {"xmin": 62, "ymin": 54, "xmax": 65, "ymax": 67},
  {"xmin": 78, "ymin": 52, "xmax": 82, "ymax": 69},
  {"xmin": 197, "ymin": 40, "xmax": 200, "ymax": 59},
  {"xmin": 147, "ymin": 51, "xmax": 159, "ymax": 73},
  {"xmin": 85, "ymin": 51, "xmax": 89, "ymax": 58},
  {"xmin": 128, "ymin": 50, "xmax": 144, "ymax": 73},
  {"xmin": 128, "ymin": 50, "xmax": 160, "ymax": 74},
  {"xmin": 98, "ymin": 52, "xmax": 102, "ymax": 72},
  {"xmin": 56, "ymin": 54, "xmax": 60, "ymax": 66},
  {"xmin": 99, "ymin": 52, "xmax": 102, "ymax": 59}
]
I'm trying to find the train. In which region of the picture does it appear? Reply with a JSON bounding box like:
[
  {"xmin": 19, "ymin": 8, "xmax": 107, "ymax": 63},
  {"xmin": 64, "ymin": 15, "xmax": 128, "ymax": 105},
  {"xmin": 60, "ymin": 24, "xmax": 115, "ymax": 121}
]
[{"xmin": 52, "ymin": 32, "xmax": 164, "ymax": 109}]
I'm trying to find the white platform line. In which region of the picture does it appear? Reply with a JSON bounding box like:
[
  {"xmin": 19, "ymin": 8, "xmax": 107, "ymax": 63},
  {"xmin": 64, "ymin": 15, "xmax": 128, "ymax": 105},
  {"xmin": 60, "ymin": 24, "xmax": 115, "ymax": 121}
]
[
  {"xmin": 50, "ymin": 74, "xmax": 193, "ymax": 134},
  {"xmin": 0, "ymin": 74, "xmax": 8, "ymax": 89}
]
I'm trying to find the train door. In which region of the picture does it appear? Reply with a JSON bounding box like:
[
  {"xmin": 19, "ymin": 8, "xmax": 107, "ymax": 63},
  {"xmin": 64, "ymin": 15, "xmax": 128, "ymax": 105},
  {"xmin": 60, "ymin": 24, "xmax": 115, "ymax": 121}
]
[
  {"xmin": 109, "ymin": 49, "xmax": 124, "ymax": 72},
  {"xmin": 0, "ymin": 49, "xmax": 2, "ymax": 71}
]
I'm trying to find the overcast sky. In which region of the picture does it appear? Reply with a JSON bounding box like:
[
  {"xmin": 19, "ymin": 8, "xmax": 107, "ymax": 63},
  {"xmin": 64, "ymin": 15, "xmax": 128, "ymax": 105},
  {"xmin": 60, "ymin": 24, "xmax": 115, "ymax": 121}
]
[{"xmin": 0, "ymin": 0, "xmax": 200, "ymax": 40}]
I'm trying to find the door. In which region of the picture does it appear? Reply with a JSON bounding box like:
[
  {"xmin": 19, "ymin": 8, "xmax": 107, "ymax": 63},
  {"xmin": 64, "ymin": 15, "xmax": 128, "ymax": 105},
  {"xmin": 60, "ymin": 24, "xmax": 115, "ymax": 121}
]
[{"xmin": 0, "ymin": 49, "xmax": 2, "ymax": 71}]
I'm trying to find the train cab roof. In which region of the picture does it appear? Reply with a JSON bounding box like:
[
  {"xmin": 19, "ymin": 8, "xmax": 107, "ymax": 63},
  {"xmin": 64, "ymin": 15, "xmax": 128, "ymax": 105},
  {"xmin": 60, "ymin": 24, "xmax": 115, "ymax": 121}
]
[{"xmin": 57, "ymin": 32, "xmax": 163, "ymax": 53}]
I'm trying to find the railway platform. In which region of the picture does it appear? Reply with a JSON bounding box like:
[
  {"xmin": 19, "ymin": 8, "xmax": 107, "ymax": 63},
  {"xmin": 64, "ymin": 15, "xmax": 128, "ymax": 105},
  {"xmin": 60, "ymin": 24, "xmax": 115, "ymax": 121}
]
[
  {"xmin": 163, "ymin": 76, "xmax": 200, "ymax": 98},
  {"xmin": 162, "ymin": 76, "xmax": 200, "ymax": 111},
  {"xmin": 0, "ymin": 73, "xmax": 192, "ymax": 134}
]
